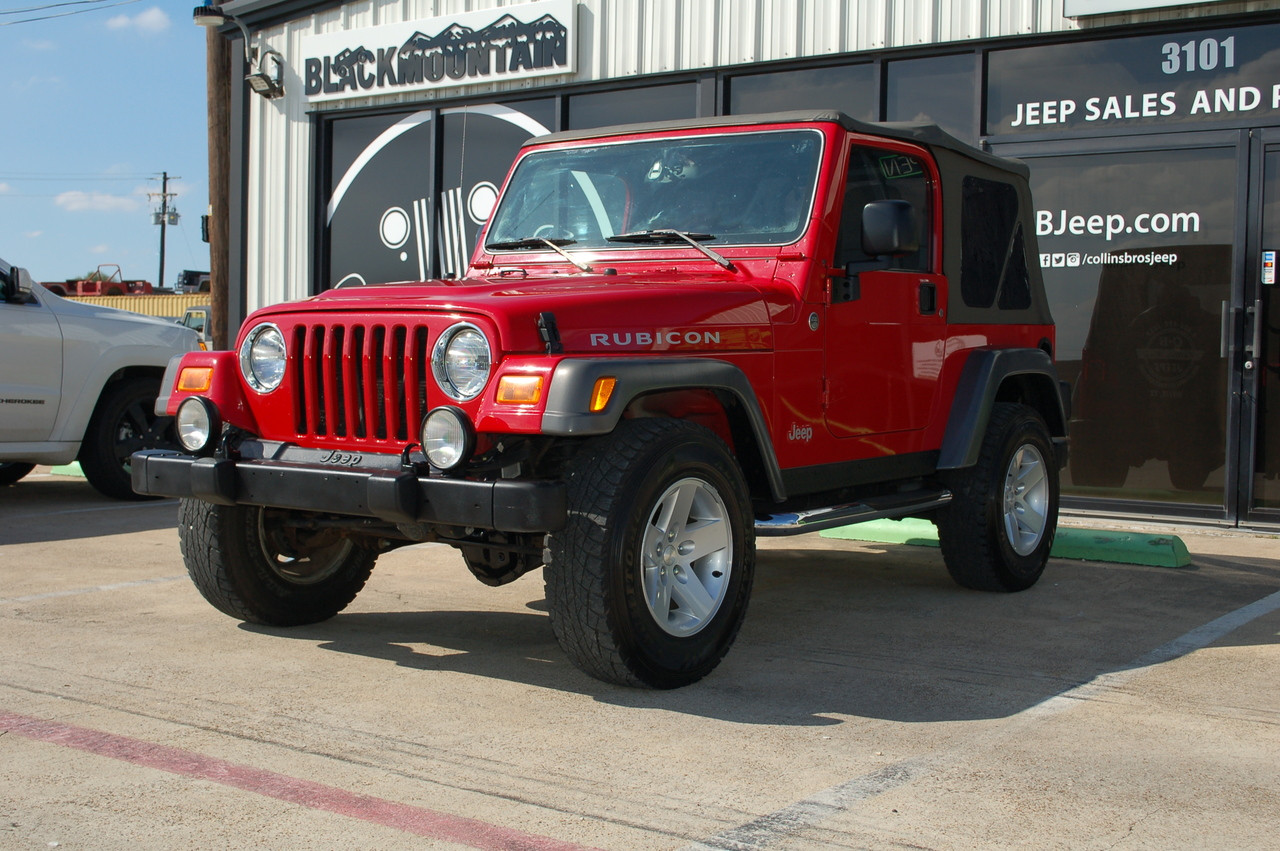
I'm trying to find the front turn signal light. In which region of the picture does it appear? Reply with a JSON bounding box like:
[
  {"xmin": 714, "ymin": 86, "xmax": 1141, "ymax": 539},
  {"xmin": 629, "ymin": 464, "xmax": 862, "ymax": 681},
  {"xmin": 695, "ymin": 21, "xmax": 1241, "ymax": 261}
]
[
  {"xmin": 589, "ymin": 376, "xmax": 617, "ymax": 413},
  {"xmin": 178, "ymin": 366, "xmax": 214, "ymax": 393},
  {"xmin": 496, "ymin": 374, "xmax": 543, "ymax": 405}
]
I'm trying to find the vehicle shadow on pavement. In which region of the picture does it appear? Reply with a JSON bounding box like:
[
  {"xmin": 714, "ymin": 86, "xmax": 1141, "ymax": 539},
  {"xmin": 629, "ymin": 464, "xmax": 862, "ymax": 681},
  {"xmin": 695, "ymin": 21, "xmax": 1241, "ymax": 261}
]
[
  {"xmin": 0, "ymin": 477, "xmax": 180, "ymax": 545},
  {"xmin": 243, "ymin": 539, "xmax": 1280, "ymax": 727}
]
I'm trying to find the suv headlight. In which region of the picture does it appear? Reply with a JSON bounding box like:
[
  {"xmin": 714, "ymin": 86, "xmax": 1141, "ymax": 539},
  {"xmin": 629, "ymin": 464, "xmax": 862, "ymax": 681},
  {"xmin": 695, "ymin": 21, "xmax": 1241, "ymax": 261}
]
[
  {"xmin": 432, "ymin": 323, "xmax": 491, "ymax": 401},
  {"xmin": 239, "ymin": 322, "xmax": 286, "ymax": 392}
]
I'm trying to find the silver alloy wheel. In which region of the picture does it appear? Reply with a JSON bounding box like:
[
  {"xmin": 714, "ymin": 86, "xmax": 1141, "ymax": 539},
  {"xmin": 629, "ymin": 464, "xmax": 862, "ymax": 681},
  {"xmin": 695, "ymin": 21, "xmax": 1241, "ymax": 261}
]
[
  {"xmin": 256, "ymin": 509, "xmax": 356, "ymax": 585},
  {"xmin": 641, "ymin": 477, "xmax": 733, "ymax": 637},
  {"xmin": 1002, "ymin": 443, "xmax": 1050, "ymax": 556}
]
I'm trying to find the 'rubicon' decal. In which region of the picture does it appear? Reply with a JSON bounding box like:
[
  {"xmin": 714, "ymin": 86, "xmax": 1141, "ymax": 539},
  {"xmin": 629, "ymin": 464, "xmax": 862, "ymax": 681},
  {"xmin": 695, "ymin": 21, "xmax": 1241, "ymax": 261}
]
[{"xmin": 589, "ymin": 330, "xmax": 722, "ymax": 347}]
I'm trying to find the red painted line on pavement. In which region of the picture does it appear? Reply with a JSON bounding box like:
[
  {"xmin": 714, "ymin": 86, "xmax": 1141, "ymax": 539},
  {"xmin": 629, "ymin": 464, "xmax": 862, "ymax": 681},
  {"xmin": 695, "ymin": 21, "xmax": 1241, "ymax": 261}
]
[{"xmin": 1, "ymin": 711, "xmax": 598, "ymax": 851}]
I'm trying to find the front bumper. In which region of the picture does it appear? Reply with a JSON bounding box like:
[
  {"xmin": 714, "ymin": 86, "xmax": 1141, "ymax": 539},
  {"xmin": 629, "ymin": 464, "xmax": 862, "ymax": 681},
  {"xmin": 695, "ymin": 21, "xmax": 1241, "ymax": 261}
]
[{"xmin": 130, "ymin": 448, "xmax": 565, "ymax": 533}]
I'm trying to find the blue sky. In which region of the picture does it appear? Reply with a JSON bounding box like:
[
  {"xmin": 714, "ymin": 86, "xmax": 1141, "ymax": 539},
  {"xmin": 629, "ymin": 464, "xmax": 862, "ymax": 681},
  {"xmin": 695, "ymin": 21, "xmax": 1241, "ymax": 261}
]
[{"xmin": 3, "ymin": 3, "xmax": 211, "ymax": 287}]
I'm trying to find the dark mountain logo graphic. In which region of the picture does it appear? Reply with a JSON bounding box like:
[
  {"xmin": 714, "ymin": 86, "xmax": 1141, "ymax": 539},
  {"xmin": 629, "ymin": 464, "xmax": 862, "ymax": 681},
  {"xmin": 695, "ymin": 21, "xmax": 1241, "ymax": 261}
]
[{"xmin": 305, "ymin": 10, "xmax": 570, "ymax": 97}]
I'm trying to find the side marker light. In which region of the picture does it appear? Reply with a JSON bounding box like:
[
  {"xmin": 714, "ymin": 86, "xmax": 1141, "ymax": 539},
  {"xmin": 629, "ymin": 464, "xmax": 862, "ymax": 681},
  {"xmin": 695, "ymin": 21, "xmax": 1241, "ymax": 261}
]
[{"xmin": 589, "ymin": 376, "xmax": 617, "ymax": 413}]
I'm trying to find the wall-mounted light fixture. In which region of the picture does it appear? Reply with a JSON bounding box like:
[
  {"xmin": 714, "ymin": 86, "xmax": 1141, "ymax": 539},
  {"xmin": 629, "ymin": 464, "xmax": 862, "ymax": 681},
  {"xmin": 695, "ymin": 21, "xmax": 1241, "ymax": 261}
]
[{"xmin": 193, "ymin": 5, "xmax": 285, "ymax": 99}]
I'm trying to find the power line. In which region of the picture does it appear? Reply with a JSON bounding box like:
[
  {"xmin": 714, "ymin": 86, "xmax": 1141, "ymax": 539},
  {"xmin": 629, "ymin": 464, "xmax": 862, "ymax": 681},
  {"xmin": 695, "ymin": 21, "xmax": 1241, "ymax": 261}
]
[
  {"xmin": 1, "ymin": 0, "xmax": 126, "ymax": 15},
  {"xmin": 0, "ymin": 175, "xmax": 153, "ymax": 181},
  {"xmin": 0, "ymin": 0, "xmax": 139, "ymax": 26}
]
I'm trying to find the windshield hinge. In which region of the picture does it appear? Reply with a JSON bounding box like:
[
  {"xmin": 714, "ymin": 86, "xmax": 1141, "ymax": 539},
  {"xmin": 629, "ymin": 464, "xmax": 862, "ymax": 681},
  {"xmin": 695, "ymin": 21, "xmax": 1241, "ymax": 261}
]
[{"xmin": 538, "ymin": 312, "xmax": 564, "ymax": 355}]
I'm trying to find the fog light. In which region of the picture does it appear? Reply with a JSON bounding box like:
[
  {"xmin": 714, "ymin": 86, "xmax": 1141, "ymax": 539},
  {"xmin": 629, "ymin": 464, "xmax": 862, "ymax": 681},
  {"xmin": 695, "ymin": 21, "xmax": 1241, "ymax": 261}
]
[
  {"xmin": 420, "ymin": 406, "xmax": 475, "ymax": 471},
  {"xmin": 176, "ymin": 397, "xmax": 221, "ymax": 456}
]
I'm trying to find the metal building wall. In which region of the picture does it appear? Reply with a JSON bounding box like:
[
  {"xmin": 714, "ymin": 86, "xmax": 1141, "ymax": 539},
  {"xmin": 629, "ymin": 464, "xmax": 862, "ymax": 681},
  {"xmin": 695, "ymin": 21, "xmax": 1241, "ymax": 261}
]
[{"xmin": 237, "ymin": 0, "xmax": 1271, "ymax": 310}]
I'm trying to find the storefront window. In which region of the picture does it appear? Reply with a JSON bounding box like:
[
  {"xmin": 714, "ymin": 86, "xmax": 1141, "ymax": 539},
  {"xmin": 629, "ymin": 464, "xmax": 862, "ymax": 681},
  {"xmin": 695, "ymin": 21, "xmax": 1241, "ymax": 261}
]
[
  {"xmin": 325, "ymin": 111, "xmax": 436, "ymax": 289},
  {"xmin": 323, "ymin": 101, "xmax": 554, "ymax": 287},
  {"xmin": 988, "ymin": 23, "xmax": 1280, "ymax": 136},
  {"xmin": 1021, "ymin": 145, "xmax": 1237, "ymax": 504},
  {"xmin": 886, "ymin": 54, "xmax": 976, "ymax": 141},
  {"xmin": 728, "ymin": 64, "xmax": 876, "ymax": 121},
  {"xmin": 438, "ymin": 101, "xmax": 556, "ymax": 276},
  {"xmin": 567, "ymin": 83, "xmax": 696, "ymax": 129}
]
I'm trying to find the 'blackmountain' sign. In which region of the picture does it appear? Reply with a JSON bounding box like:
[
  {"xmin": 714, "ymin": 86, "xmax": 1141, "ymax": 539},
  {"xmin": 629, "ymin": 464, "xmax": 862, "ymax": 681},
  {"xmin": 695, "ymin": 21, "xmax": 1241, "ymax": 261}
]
[{"xmin": 301, "ymin": 0, "xmax": 576, "ymax": 102}]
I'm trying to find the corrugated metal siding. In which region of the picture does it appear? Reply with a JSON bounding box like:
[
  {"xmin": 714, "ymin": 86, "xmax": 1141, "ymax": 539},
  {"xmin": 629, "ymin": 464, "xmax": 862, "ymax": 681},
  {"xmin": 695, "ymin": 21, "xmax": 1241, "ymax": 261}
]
[
  {"xmin": 62, "ymin": 294, "xmax": 208, "ymax": 318},
  {"xmin": 241, "ymin": 0, "xmax": 1276, "ymax": 311}
]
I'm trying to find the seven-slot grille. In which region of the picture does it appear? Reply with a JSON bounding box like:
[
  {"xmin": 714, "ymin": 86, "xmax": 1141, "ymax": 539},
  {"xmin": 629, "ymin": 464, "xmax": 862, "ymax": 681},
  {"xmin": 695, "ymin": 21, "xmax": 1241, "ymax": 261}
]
[{"xmin": 288, "ymin": 321, "xmax": 432, "ymax": 444}]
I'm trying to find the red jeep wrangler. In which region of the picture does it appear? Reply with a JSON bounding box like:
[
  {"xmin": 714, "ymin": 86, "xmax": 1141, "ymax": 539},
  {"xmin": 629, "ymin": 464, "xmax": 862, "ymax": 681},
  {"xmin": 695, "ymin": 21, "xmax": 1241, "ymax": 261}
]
[{"xmin": 134, "ymin": 111, "xmax": 1068, "ymax": 688}]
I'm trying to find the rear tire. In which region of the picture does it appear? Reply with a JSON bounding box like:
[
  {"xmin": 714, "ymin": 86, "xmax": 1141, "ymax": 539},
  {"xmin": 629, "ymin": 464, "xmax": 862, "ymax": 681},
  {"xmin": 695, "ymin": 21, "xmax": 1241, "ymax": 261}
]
[
  {"xmin": 545, "ymin": 419, "xmax": 755, "ymax": 688},
  {"xmin": 179, "ymin": 498, "xmax": 377, "ymax": 626},
  {"xmin": 937, "ymin": 403, "xmax": 1058, "ymax": 592},
  {"xmin": 0, "ymin": 462, "xmax": 35, "ymax": 486}
]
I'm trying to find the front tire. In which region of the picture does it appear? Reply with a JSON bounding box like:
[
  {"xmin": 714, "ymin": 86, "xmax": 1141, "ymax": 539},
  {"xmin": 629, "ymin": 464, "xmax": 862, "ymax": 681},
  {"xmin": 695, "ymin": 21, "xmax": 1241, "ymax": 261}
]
[
  {"xmin": 937, "ymin": 403, "xmax": 1058, "ymax": 592},
  {"xmin": 179, "ymin": 499, "xmax": 377, "ymax": 626},
  {"xmin": 79, "ymin": 376, "xmax": 173, "ymax": 500},
  {"xmin": 545, "ymin": 419, "xmax": 755, "ymax": 688}
]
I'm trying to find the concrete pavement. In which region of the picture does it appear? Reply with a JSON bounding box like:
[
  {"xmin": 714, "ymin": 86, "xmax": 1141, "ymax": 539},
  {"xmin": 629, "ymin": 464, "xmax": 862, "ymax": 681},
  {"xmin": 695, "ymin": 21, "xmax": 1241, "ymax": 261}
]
[{"xmin": 2, "ymin": 467, "xmax": 1278, "ymax": 849}]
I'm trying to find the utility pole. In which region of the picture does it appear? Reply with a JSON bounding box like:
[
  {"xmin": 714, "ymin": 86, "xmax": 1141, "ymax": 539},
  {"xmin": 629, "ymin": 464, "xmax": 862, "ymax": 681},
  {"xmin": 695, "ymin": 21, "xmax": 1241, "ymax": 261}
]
[
  {"xmin": 149, "ymin": 172, "xmax": 179, "ymax": 291},
  {"xmin": 207, "ymin": 12, "xmax": 231, "ymax": 349}
]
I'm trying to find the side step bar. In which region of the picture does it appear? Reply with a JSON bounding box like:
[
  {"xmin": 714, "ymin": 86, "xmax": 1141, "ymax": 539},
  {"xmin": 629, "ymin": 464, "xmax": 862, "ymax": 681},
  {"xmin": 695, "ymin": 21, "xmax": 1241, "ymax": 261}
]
[{"xmin": 754, "ymin": 488, "xmax": 951, "ymax": 537}]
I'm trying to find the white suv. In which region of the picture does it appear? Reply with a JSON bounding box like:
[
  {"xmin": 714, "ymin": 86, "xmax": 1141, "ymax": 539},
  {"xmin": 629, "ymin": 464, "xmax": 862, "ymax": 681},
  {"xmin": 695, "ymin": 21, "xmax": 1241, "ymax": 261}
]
[{"xmin": 1, "ymin": 257, "xmax": 200, "ymax": 498}]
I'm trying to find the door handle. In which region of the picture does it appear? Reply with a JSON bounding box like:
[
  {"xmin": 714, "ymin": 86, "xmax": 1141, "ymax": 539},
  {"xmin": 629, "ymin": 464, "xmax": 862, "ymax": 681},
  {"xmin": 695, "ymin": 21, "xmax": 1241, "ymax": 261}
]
[
  {"xmin": 918, "ymin": 281, "xmax": 937, "ymax": 315},
  {"xmin": 1221, "ymin": 300, "xmax": 1230, "ymax": 358},
  {"xmin": 1250, "ymin": 298, "xmax": 1264, "ymax": 357}
]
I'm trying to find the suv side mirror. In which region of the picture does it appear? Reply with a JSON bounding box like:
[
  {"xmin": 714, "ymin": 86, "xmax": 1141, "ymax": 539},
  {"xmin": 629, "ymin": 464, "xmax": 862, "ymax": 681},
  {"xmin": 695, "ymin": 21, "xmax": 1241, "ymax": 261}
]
[
  {"xmin": 861, "ymin": 199, "xmax": 918, "ymax": 257},
  {"xmin": 2, "ymin": 266, "xmax": 34, "ymax": 304}
]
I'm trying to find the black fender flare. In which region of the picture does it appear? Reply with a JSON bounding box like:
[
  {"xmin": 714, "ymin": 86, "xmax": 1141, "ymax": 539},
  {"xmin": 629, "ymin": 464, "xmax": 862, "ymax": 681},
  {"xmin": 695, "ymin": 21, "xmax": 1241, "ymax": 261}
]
[
  {"xmin": 540, "ymin": 357, "xmax": 785, "ymax": 501},
  {"xmin": 937, "ymin": 348, "xmax": 1069, "ymax": 471}
]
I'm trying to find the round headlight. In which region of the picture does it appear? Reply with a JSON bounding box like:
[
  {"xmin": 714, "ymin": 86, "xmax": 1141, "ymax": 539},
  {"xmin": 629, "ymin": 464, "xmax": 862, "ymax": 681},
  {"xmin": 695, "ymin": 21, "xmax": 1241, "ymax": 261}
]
[
  {"xmin": 432, "ymin": 323, "xmax": 491, "ymax": 401},
  {"xmin": 420, "ymin": 406, "xmax": 475, "ymax": 471},
  {"xmin": 176, "ymin": 397, "xmax": 221, "ymax": 455},
  {"xmin": 239, "ymin": 323, "xmax": 286, "ymax": 392}
]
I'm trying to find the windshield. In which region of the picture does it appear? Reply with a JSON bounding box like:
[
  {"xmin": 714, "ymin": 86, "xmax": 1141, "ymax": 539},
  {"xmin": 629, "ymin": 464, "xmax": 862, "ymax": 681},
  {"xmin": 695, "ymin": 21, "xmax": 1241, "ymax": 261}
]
[{"xmin": 485, "ymin": 129, "xmax": 822, "ymax": 252}]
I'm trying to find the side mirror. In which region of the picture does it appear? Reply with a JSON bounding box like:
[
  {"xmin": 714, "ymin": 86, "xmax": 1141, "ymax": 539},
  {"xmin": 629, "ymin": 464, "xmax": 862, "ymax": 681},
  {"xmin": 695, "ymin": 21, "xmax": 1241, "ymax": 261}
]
[
  {"xmin": 2, "ymin": 266, "xmax": 34, "ymax": 304},
  {"xmin": 861, "ymin": 199, "xmax": 918, "ymax": 257}
]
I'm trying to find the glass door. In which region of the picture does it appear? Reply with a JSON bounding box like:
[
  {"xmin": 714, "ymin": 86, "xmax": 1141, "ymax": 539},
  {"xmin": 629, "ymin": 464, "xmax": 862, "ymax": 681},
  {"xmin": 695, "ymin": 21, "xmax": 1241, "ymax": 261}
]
[
  {"xmin": 1241, "ymin": 131, "xmax": 1280, "ymax": 524},
  {"xmin": 995, "ymin": 133, "xmax": 1242, "ymax": 519}
]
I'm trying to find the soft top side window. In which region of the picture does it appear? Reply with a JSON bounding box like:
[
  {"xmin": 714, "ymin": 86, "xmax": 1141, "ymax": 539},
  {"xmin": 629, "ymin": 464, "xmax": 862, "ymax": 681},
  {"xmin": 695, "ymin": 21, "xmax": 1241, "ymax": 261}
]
[{"xmin": 960, "ymin": 176, "xmax": 1032, "ymax": 310}]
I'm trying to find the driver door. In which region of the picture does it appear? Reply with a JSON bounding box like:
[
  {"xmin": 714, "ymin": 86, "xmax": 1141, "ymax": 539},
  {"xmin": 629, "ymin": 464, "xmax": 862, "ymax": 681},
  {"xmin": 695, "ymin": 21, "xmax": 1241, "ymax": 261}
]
[
  {"xmin": 823, "ymin": 142, "xmax": 946, "ymax": 442},
  {"xmin": 0, "ymin": 283, "xmax": 64, "ymax": 442}
]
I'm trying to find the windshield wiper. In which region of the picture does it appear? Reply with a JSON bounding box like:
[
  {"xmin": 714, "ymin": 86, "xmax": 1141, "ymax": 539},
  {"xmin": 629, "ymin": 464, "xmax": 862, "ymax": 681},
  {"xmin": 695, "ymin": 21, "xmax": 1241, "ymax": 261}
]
[
  {"xmin": 485, "ymin": 236, "xmax": 593, "ymax": 273},
  {"xmin": 606, "ymin": 229, "xmax": 734, "ymax": 270}
]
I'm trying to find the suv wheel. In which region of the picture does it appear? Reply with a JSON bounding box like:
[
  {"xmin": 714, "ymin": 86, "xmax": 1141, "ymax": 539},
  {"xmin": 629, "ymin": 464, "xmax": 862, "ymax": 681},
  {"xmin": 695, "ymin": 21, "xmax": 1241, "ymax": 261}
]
[
  {"xmin": 179, "ymin": 499, "xmax": 377, "ymax": 626},
  {"xmin": 78, "ymin": 376, "xmax": 171, "ymax": 500},
  {"xmin": 937, "ymin": 403, "xmax": 1058, "ymax": 592},
  {"xmin": 545, "ymin": 419, "xmax": 755, "ymax": 688}
]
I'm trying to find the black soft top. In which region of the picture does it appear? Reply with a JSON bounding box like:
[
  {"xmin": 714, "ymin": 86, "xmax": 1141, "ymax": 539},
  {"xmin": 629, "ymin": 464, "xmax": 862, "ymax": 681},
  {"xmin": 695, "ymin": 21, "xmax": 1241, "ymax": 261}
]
[
  {"xmin": 525, "ymin": 109, "xmax": 1028, "ymax": 179},
  {"xmin": 528, "ymin": 109, "xmax": 1048, "ymax": 327}
]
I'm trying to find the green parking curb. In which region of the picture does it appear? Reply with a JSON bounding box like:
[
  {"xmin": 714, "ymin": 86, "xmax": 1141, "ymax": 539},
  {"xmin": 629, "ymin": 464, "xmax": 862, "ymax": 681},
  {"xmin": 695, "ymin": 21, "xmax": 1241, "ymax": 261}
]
[
  {"xmin": 819, "ymin": 517, "xmax": 1192, "ymax": 568},
  {"xmin": 50, "ymin": 462, "xmax": 84, "ymax": 478}
]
